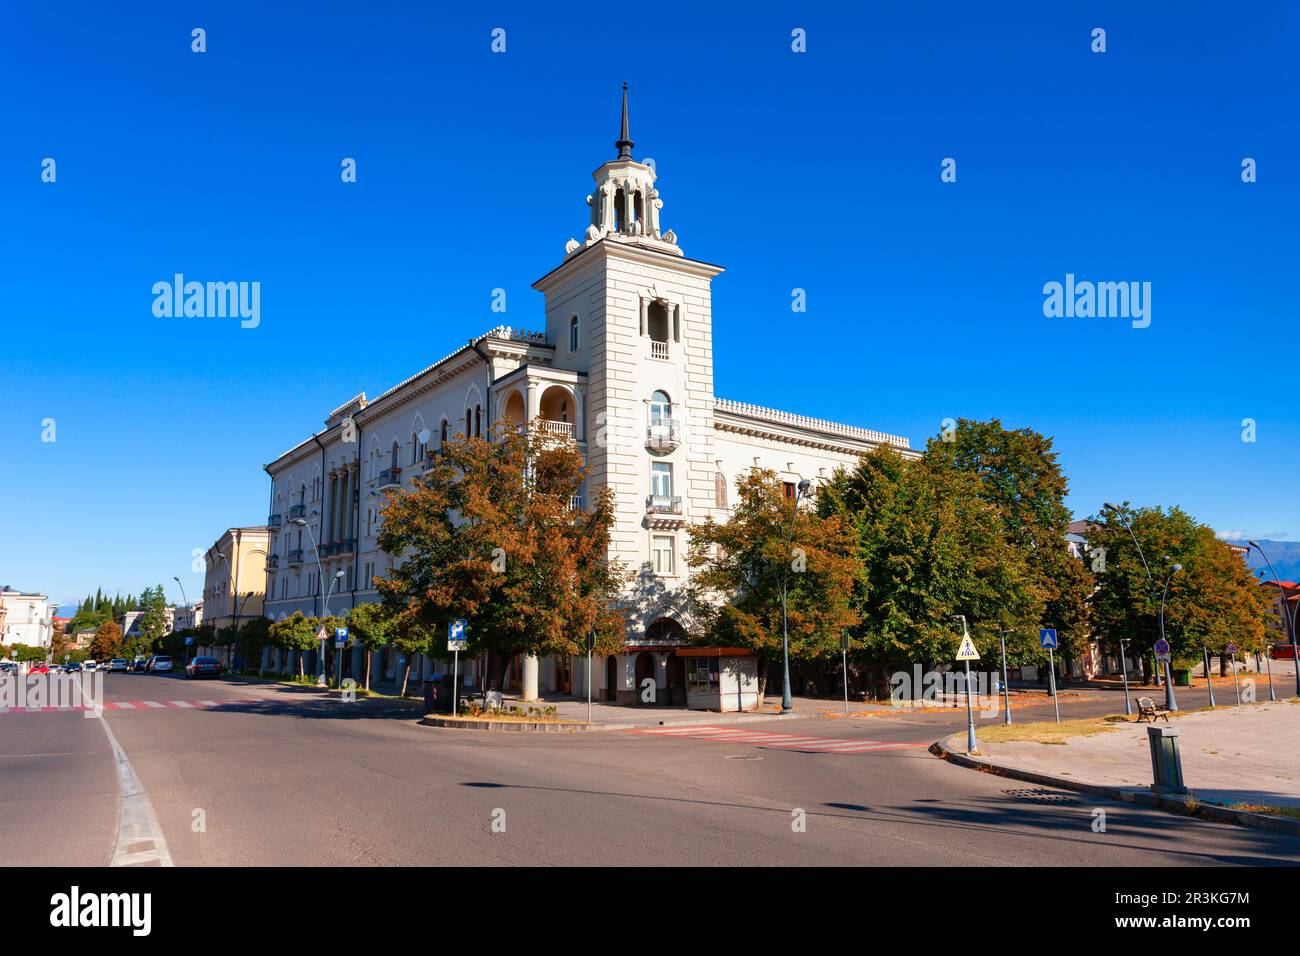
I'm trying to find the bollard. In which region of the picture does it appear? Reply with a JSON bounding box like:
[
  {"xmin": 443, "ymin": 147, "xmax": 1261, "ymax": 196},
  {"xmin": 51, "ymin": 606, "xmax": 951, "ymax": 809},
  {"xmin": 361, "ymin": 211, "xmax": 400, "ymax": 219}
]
[{"xmin": 1147, "ymin": 725, "xmax": 1189, "ymax": 795}]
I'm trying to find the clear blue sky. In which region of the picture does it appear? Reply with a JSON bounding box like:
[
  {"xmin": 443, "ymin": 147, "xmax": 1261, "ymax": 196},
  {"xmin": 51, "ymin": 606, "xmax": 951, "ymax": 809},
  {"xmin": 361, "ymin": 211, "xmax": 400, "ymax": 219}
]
[{"xmin": 3, "ymin": 1, "xmax": 1296, "ymax": 611}]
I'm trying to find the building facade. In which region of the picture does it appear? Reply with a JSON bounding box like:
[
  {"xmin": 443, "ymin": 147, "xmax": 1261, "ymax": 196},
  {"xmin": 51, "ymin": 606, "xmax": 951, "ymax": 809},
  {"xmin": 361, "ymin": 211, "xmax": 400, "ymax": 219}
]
[
  {"xmin": 174, "ymin": 601, "xmax": 203, "ymax": 632},
  {"xmin": 201, "ymin": 528, "xmax": 269, "ymax": 637},
  {"xmin": 0, "ymin": 587, "xmax": 55, "ymax": 649},
  {"xmin": 262, "ymin": 92, "xmax": 915, "ymax": 704}
]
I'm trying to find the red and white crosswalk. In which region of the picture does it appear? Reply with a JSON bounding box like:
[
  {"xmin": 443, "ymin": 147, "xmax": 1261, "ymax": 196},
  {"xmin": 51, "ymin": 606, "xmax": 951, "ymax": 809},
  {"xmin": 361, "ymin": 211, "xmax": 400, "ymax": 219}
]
[
  {"xmin": 632, "ymin": 725, "xmax": 926, "ymax": 754},
  {"xmin": 0, "ymin": 699, "xmax": 243, "ymax": 714}
]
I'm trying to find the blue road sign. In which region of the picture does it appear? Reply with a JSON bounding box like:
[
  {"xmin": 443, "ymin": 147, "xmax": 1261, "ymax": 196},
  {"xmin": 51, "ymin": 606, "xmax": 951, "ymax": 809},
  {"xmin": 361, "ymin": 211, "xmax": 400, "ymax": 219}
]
[
  {"xmin": 1154, "ymin": 637, "xmax": 1171, "ymax": 659},
  {"xmin": 335, "ymin": 627, "xmax": 348, "ymax": 648},
  {"xmin": 1039, "ymin": 628, "xmax": 1058, "ymax": 649},
  {"xmin": 449, "ymin": 619, "xmax": 466, "ymax": 640},
  {"xmin": 184, "ymin": 636, "xmax": 193, "ymax": 646}
]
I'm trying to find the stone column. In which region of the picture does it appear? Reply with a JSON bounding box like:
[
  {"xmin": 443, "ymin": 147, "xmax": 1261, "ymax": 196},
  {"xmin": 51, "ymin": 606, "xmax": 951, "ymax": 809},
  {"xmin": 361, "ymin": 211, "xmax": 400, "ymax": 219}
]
[
  {"xmin": 672, "ymin": 303, "xmax": 681, "ymax": 342},
  {"xmin": 522, "ymin": 654, "xmax": 539, "ymax": 701},
  {"xmin": 526, "ymin": 379, "xmax": 540, "ymax": 421},
  {"xmin": 574, "ymin": 384, "xmax": 586, "ymax": 442},
  {"xmin": 639, "ymin": 297, "xmax": 648, "ymax": 336}
]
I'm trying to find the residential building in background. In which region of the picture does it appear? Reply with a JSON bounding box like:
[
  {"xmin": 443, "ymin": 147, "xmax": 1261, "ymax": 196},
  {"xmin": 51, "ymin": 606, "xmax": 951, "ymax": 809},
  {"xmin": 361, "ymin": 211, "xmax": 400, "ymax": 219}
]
[
  {"xmin": 0, "ymin": 587, "xmax": 55, "ymax": 648},
  {"xmin": 261, "ymin": 96, "xmax": 914, "ymax": 704},
  {"xmin": 202, "ymin": 528, "xmax": 269, "ymax": 634},
  {"xmin": 174, "ymin": 601, "xmax": 203, "ymax": 632}
]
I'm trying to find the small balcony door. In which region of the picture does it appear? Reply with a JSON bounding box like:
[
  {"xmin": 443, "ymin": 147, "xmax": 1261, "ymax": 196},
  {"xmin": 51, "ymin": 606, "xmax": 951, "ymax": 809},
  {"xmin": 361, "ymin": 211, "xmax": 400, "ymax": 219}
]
[{"xmin": 651, "ymin": 462, "xmax": 673, "ymax": 498}]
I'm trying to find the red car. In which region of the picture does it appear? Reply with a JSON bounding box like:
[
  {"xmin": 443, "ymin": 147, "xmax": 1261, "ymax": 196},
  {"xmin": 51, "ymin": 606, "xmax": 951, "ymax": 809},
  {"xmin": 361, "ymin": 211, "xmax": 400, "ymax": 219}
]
[{"xmin": 29, "ymin": 664, "xmax": 50, "ymax": 675}]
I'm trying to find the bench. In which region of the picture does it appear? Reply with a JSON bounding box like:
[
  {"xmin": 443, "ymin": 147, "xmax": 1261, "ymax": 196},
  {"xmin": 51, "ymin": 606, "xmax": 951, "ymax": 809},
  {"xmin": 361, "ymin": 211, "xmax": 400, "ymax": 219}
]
[{"xmin": 1135, "ymin": 696, "xmax": 1170, "ymax": 723}]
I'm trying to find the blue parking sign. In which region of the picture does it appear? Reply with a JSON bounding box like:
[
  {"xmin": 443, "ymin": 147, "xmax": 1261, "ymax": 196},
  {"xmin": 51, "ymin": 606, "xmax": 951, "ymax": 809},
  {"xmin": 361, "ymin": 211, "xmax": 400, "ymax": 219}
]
[
  {"xmin": 1039, "ymin": 628, "xmax": 1058, "ymax": 649},
  {"xmin": 449, "ymin": 619, "xmax": 466, "ymax": 640}
]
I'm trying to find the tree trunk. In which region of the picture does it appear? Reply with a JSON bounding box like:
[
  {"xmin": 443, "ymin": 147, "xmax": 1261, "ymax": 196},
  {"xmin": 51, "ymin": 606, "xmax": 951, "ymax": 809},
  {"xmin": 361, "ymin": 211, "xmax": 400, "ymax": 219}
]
[
  {"xmin": 1219, "ymin": 654, "xmax": 1228, "ymax": 677},
  {"xmin": 400, "ymin": 660, "xmax": 412, "ymax": 698},
  {"xmin": 365, "ymin": 649, "xmax": 372, "ymax": 692},
  {"xmin": 485, "ymin": 650, "xmax": 509, "ymax": 699},
  {"xmin": 298, "ymin": 651, "xmax": 305, "ymax": 679}
]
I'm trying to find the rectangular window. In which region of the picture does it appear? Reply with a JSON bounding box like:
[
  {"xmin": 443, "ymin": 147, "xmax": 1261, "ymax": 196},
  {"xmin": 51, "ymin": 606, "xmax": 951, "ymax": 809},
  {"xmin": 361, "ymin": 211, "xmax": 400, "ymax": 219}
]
[
  {"xmin": 652, "ymin": 535, "xmax": 675, "ymax": 575},
  {"xmin": 651, "ymin": 462, "xmax": 673, "ymax": 498},
  {"xmin": 783, "ymin": 481, "xmax": 797, "ymax": 500}
]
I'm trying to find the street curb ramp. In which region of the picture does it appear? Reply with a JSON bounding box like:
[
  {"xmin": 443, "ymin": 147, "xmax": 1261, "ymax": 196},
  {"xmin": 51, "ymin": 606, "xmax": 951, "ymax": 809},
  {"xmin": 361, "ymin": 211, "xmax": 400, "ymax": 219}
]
[{"xmin": 928, "ymin": 737, "xmax": 1300, "ymax": 837}]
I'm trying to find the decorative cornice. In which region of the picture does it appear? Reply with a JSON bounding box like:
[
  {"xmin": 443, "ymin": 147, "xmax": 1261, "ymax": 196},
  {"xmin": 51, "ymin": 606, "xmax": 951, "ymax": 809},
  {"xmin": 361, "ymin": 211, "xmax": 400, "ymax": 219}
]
[{"xmin": 714, "ymin": 398, "xmax": 911, "ymax": 450}]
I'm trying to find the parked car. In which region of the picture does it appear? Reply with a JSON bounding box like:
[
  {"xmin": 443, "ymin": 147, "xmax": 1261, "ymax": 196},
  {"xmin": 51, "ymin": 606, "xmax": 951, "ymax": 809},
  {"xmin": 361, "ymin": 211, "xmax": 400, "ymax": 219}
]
[
  {"xmin": 130, "ymin": 658, "xmax": 148, "ymax": 672},
  {"xmin": 62, "ymin": 661, "xmax": 83, "ymax": 673},
  {"xmin": 185, "ymin": 656, "xmax": 221, "ymax": 679},
  {"xmin": 107, "ymin": 659, "xmax": 129, "ymax": 673},
  {"xmin": 151, "ymin": 656, "xmax": 174, "ymax": 673},
  {"xmin": 0, "ymin": 661, "xmax": 16, "ymax": 673},
  {"xmin": 30, "ymin": 663, "xmax": 50, "ymax": 675},
  {"xmin": 84, "ymin": 660, "xmax": 98, "ymax": 672},
  {"xmin": 143, "ymin": 656, "xmax": 158, "ymax": 671}
]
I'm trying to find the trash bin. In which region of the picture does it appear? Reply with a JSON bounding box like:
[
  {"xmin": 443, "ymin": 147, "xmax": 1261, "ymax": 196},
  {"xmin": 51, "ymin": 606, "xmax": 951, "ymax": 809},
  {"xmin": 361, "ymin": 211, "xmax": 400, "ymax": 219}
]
[
  {"xmin": 423, "ymin": 674, "xmax": 463, "ymax": 714},
  {"xmin": 1173, "ymin": 668, "xmax": 1191, "ymax": 687}
]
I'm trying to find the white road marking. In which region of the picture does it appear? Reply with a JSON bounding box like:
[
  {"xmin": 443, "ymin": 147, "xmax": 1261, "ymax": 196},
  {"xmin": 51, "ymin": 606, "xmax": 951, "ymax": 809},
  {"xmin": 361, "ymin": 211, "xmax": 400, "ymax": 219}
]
[{"xmin": 94, "ymin": 714, "xmax": 173, "ymax": 867}]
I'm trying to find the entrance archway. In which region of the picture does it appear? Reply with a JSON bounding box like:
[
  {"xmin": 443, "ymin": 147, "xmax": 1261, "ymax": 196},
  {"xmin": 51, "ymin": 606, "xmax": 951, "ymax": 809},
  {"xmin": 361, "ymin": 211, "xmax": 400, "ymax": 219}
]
[
  {"xmin": 634, "ymin": 652, "xmax": 656, "ymax": 704},
  {"xmin": 605, "ymin": 655, "xmax": 618, "ymax": 702}
]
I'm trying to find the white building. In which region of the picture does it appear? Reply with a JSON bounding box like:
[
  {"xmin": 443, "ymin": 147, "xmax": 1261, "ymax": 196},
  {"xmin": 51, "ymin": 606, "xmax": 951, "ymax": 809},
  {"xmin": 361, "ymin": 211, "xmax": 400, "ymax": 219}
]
[
  {"xmin": 263, "ymin": 90, "xmax": 915, "ymax": 704},
  {"xmin": 0, "ymin": 587, "xmax": 55, "ymax": 649},
  {"xmin": 174, "ymin": 601, "xmax": 203, "ymax": 632}
]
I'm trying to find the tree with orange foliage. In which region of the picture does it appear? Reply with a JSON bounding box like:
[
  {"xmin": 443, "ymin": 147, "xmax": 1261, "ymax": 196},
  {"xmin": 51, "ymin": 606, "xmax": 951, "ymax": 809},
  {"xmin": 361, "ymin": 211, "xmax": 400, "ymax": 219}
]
[{"xmin": 376, "ymin": 425, "xmax": 626, "ymax": 695}]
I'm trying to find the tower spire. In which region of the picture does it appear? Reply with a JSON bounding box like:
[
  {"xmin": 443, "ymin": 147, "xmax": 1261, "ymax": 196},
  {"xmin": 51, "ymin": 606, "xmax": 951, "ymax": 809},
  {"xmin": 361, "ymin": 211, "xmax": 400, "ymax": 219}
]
[{"xmin": 615, "ymin": 82, "xmax": 634, "ymax": 160}]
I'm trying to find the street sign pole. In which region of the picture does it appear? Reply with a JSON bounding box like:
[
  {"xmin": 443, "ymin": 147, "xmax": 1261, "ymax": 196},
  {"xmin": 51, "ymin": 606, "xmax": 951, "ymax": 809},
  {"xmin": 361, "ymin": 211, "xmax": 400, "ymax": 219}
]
[
  {"xmin": 841, "ymin": 634, "xmax": 850, "ymax": 715},
  {"xmin": 1228, "ymin": 645, "xmax": 1241, "ymax": 705},
  {"xmin": 963, "ymin": 657, "xmax": 977, "ymax": 752},
  {"xmin": 452, "ymin": 648, "xmax": 459, "ymax": 716},
  {"xmin": 586, "ymin": 630, "xmax": 594, "ymax": 725},
  {"xmin": 998, "ymin": 629, "xmax": 1011, "ymax": 726},
  {"xmin": 1203, "ymin": 645, "xmax": 1216, "ymax": 707},
  {"xmin": 1119, "ymin": 639, "xmax": 1132, "ymax": 716},
  {"xmin": 1047, "ymin": 647, "xmax": 1060, "ymax": 724}
]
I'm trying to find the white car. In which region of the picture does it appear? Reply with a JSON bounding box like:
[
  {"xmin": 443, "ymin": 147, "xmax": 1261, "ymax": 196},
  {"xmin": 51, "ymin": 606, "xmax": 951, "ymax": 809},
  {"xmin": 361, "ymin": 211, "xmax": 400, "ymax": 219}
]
[
  {"xmin": 151, "ymin": 656, "xmax": 174, "ymax": 673},
  {"xmin": 84, "ymin": 660, "xmax": 98, "ymax": 671}
]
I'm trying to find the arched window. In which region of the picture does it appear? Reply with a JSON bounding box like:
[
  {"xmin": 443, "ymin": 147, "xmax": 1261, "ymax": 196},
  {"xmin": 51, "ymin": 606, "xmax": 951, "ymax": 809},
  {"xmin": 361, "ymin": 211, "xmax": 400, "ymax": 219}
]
[
  {"xmin": 475, "ymin": 404, "xmax": 482, "ymax": 437},
  {"xmin": 390, "ymin": 441, "xmax": 399, "ymax": 470},
  {"xmin": 440, "ymin": 420, "xmax": 449, "ymax": 446},
  {"xmin": 569, "ymin": 315, "xmax": 579, "ymax": 352},
  {"xmin": 465, "ymin": 408, "xmax": 471, "ymax": 436},
  {"xmin": 714, "ymin": 472, "xmax": 728, "ymax": 508},
  {"xmin": 649, "ymin": 390, "xmax": 671, "ymax": 423},
  {"xmin": 614, "ymin": 188, "xmax": 626, "ymax": 232},
  {"xmin": 410, "ymin": 433, "xmax": 419, "ymax": 465}
]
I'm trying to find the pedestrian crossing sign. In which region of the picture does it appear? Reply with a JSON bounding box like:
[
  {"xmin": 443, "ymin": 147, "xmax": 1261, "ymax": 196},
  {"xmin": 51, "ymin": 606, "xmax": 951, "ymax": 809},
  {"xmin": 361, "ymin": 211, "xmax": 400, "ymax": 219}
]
[{"xmin": 956, "ymin": 635, "xmax": 980, "ymax": 661}]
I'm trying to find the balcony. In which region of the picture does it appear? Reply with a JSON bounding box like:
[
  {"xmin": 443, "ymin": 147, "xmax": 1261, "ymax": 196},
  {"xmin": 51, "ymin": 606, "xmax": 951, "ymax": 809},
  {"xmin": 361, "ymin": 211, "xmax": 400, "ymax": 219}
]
[
  {"xmin": 650, "ymin": 340, "xmax": 669, "ymax": 361},
  {"xmin": 645, "ymin": 419, "xmax": 680, "ymax": 452},
  {"xmin": 337, "ymin": 537, "xmax": 357, "ymax": 556},
  {"xmin": 322, "ymin": 543, "xmax": 338, "ymax": 558},
  {"xmin": 268, "ymin": 554, "xmax": 280, "ymax": 569},
  {"xmin": 267, "ymin": 513, "xmax": 282, "ymax": 529},
  {"xmin": 288, "ymin": 504, "xmax": 306, "ymax": 520},
  {"xmin": 569, "ymin": 495, "xmax": 584, "ymax": 512},
  {"xmin": 646, "ymin": 494, "xmax": 682, "ymax": 515},
  {"xmin": 287, "ymin": 549, "xmax": 304, "ymax": 566},
  {"xmin": 532, "ymin": 419, "xmax": 575, "ymax": 440},
  {"xmin": 376, "ymin": 467, "xmax": 402, "ymax": 489}
]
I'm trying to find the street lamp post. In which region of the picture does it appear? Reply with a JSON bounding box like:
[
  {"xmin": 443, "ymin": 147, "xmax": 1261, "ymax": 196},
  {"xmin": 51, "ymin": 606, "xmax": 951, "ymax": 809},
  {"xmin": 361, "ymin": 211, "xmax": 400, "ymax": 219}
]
[
  {"xmin": 289, "ymin": 515, "xmax": 335, "ymax": 687},
  {"xmin": 173, "ymin": 576, "xmax": 191, "ymax": 665},
  {"xmin": 1202, "ymin": 644, "xmax": 1217, "ymax": 707},
  {"xmin": 231, "ymin": 590, "xmax": 255, "ymax": 674},
  {"xmin": 1159, "ymin": 563, "xmax": 1182, "ymax": 712},
  {"xmin": 779, "ymin": 479, "xmax": 812, "ymax": 715},
  {"xmin": 1250, "ymin": 542, "xmax": 1297, "ymax": 699}
]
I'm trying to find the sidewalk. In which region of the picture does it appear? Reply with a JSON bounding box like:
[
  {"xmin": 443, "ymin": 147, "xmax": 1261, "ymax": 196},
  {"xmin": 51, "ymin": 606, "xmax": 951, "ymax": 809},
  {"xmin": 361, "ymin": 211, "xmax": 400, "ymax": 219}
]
[{"xmin": 955, "ymin": 700, "xmax": 1300, "ymax": 811}]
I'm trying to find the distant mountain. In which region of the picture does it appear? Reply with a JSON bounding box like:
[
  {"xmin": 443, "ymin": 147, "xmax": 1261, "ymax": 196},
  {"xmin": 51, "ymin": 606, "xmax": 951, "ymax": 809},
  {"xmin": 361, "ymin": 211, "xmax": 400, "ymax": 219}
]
[{"xmin": 1242, "ymin": 540, "xmax": 1300, "ymax": 583}]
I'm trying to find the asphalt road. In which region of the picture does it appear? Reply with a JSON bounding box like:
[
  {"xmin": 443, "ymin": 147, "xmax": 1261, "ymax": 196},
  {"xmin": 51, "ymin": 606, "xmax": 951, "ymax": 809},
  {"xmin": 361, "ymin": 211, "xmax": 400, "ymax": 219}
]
[{"xmin": 4, "ymin": 672, "xmax": 1298, "ymax": 867}]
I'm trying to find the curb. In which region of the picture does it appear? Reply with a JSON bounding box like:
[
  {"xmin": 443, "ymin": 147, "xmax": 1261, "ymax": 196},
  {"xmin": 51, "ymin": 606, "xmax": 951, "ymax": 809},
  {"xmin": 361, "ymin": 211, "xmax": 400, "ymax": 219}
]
[
  {"xmin": 928, "ymin": 737, "xmax": 1300, "ymax": 837},
  {"xmin": 418, "ymin": 716, "xmax": 609, "ymax": 732}
]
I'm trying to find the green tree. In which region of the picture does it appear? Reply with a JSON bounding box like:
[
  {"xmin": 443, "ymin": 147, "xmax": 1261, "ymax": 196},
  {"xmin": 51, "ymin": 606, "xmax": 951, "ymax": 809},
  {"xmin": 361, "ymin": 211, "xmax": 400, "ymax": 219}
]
[
  {"xmin": 269, "ymin": 612, "xmax": 319, "ymax": 678},
  {"xmin": 376, "ymin": 426, "xmax": 626, "ymax": 695},
  {"xmin": 347, "ymin": 601, "xmax": 394, "ymax": 691},
  {"xmin": 923, "ymin": 419, "xmax": 1094, "ymax": 662},
  {"xmin": 686, "ymin": 468, "xmax": 859, "ymax": 697},
  {"xmin": 1089, "ymin": 504, "xmax": 1270, "ymax": 673},
  {"xmin": 818, "ymin": 446, "xmax": 1044, "ymax": 677}
]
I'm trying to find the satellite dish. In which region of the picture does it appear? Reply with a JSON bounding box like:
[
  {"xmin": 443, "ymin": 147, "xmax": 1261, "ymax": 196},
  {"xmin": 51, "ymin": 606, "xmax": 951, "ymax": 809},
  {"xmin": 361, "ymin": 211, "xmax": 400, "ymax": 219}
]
[{"xmin": 417, "ymin": 428, "xmax": 431, "ymax": 444}]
